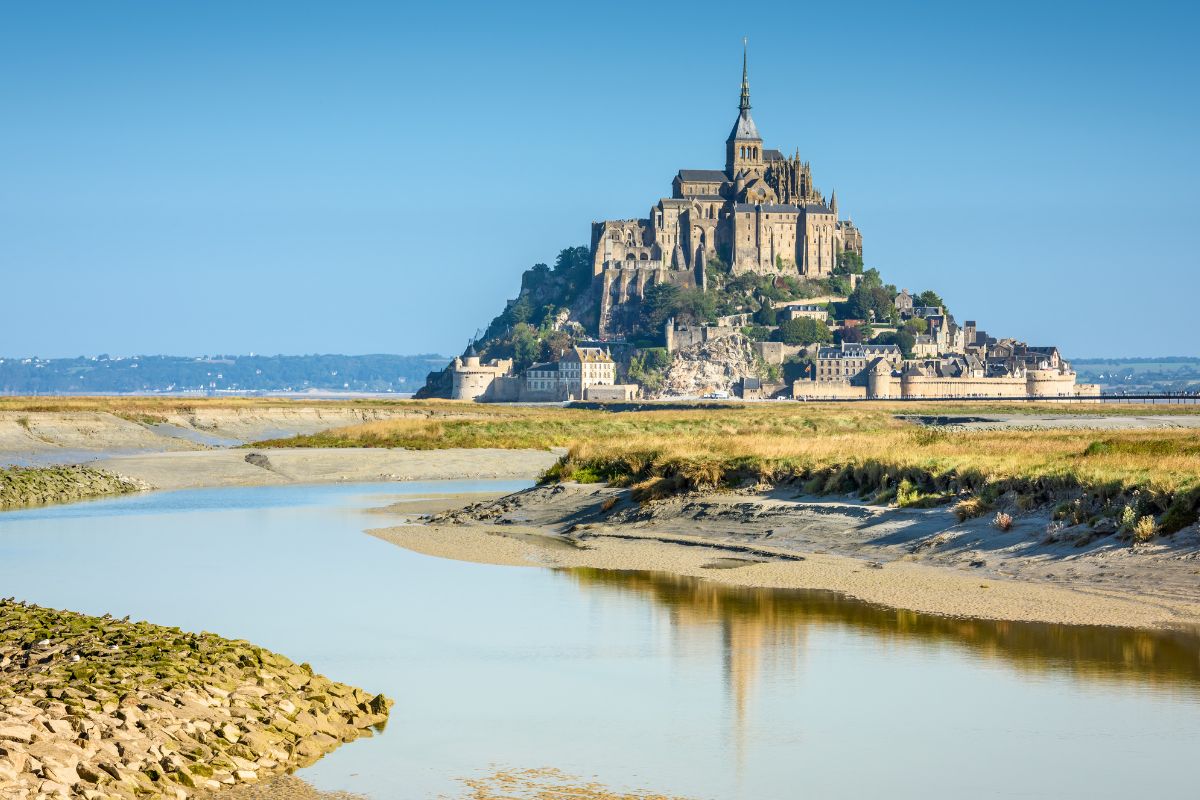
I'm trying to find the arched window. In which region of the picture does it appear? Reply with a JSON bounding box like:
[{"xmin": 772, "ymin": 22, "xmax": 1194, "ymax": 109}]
[{"xmin": 640, "ymin": 252, "xmax": 649, "ymax": 261}]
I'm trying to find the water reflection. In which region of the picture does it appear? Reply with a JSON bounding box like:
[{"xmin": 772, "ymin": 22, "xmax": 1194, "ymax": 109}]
[{"xmin": 564, "ymin": 569, "xmax": 1200, "ymax": 745}]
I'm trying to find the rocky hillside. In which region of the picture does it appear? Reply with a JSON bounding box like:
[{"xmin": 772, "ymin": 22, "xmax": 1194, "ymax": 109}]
[
  {"xmin": 0, "ymin": 600, "xmax": 392, "ymax": 798},
  {"xmin": 0, "ymin": 466, "xmax": 144, "ymax": 510},
  {"xmin": 660, "ymin": 335, "xmax": 763, "ymax": 398}
]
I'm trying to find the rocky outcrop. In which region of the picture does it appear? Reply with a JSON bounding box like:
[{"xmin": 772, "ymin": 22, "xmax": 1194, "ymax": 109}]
[
  {"xmin": 0, "ymin": 601, "xmax": 392, "ymax": 799},
  {"xmin": 659, "ymin": 334, "xmax": 762, "ymax": 398},
  {"xmin": 0, "ymin": 467, "xmax": 145, "ymax": 510}
]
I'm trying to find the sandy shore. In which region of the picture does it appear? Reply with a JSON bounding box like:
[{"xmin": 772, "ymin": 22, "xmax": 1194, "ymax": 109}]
[
  {"xmin": 0, "ymin": 407, "xmax": 426, "ymax": 463},
  {"xmin": 371, "ymin": 484, "xmax": 1200, "ymax": 631},
  {"xmin": 88, "ymin": 447, "xmax": 561, "ymax": 491}
]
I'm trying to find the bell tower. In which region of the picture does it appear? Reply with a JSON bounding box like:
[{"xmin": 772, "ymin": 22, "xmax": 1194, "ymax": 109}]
[{"xmin": 725, "ymin": 39, "xmax": 764, "ymax": 178}]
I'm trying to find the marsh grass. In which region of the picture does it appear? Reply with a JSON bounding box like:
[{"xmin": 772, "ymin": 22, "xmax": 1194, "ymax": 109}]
[{"xmin": 242, "ymin": 401, "xmax": 1200, "ymax": 539}]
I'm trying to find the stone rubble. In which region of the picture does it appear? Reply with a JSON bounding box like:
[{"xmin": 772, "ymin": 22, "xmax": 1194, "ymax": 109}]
[
  {"xmin": 0, "ymin": 600, "xmax": 391, "ymax": 799},
  {"xmin": 659, "ymin": 335, "xmax": 762, "ymax": 398}
]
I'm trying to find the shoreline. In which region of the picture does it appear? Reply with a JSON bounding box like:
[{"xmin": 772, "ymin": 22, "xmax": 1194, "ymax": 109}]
[
  {"xmin": 371, "ymin": 485, "xmax": 1200, "ymax": 632},
  {"xmin": 0, "ymin": 601, "xmax": 391, "ymax": 799},
  {"xmin": 89, "ymin": 447, "xmax": 561, "ymax": 492}
]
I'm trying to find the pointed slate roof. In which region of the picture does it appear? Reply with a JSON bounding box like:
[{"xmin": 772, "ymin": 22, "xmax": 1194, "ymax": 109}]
[{"xmin": 727, "ymin": 40, "xmax": 761, "ymax": 142}]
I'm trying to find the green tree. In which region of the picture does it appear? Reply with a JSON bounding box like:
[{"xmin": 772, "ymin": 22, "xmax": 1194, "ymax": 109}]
[
  {"xmin": 628, "ymin": 347, "xmax": 672, "ymax": 392},
  {"xmin": 638, "ymin": 283, "xmax": 680, "ymax": 335},
  {"xmin": 509, "ymin": 323, "xmax": 541, "ymax": 371},
  {"xmin": 507, "ymin": 295, "xmax": 533, "ymax": 326},
  {"xmin": 916, "ymin": 290, "xmax": 946, "ymax": 312},
  {"xmin": 753, "ymin": 304, "xmax": 778, "ymax": 326},
  {"xmin": 674, "ymin": 287, "xmax": 717, "ymax": 326},
  {"xmin": 538, "ymin": 329, "xmax": 574, "ymax": 362},
  {"xmin": 846, "ymin": 282, "xmax": 897, "ymax": 324},
  {"xmin": 903, "ymin": 317, "xmax": 928, "ymax": 335},
  {"xmin": 873, "ymin": 329, "xmax": 916, "ymax": 359},
  {"xmin": 825, "ymin": 275, "xmax": 853, "ymax": 296},
  {"xmin": 835, "ymin": 251, "xmax": 864, "ymax": 275},
  {"xmin": 552, "ymin": 246, "xmax": 592, "ymax": 295},
  {"xmin": 771, "ymin": 317, "xmax": 832, "ymax": 345}
]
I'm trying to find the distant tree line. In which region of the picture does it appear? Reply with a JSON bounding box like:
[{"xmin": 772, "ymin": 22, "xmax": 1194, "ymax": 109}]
[{"xmin": 0, "ymin": 354, "xmax": 447, "ymax": 394}]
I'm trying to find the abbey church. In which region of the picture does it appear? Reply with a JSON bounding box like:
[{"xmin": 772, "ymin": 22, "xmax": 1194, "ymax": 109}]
[{"xmin": 592, "ymin": 46, "xmax": 864, "ymax": 336}]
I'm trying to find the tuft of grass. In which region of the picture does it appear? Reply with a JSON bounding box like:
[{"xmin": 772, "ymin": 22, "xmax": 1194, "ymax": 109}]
[
  {"xmin": 954, "ymin": 496, "xmax": 993, "ymax": 522},
  {"xmin": 1159, "ymin": 487, "xmax": 1200, "ymax": 534},
  {"xmin": 993, "ymin": 511, "xmax": 1014, "ymax": 532},
  {"xmin": 1132, "ymin": 515, "xmax": 1158, "ymax": 543}
]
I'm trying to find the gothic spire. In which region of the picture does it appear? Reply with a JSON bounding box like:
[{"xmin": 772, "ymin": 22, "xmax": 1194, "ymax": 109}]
[
  {"xmin": 727, "ymin": 38, "xmax": 760, "ymax": 143},
  {"xmin": 830, "ymin": 189, "xmax": 838, "ymax": 215},
  {"xmin": 740, "ymin": 37, "xmax": 751, "ymax": 112}
]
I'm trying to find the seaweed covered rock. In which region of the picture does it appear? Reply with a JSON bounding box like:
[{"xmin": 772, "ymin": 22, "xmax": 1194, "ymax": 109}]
[
  {"xmin": 0, "ymin": 466, "xmax": 145, "ymax": 510},
  {"xmin": 0, "ymin": 600, "xmax": 392, "ymax": 798}
]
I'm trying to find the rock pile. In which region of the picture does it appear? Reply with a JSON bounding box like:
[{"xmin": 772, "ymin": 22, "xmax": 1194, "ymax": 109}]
[
  {"xmin": 0, "ymin": 467, "xmax": 144, "ymax": 510},
  {"xmin": 659, "ymin": 335, "xmax": 761, "ymax": 398},
  {"xmin": 0, "ymin": 601, "xmax": 391, "ymax": 799}
]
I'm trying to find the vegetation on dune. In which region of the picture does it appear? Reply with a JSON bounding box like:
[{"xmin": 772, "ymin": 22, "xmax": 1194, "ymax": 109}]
[{"xmin": 250, "ymin": 402, "xmax": 1200, "ymax": 540}]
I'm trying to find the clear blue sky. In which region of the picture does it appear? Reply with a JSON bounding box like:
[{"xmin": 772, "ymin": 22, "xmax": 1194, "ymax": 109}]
[{"xmin": 2, "ymin": 0, "xmax": 1197, "ymax": 359}]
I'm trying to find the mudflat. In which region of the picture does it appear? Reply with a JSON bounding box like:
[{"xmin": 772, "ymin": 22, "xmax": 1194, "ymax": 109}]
[
  {"xmin": 373, "ymin": 483, "xmax": 1200, "ymax": 631},
  {"xmin": 90, "ymin": 448, "xmax": 561, "ymax": 491}
]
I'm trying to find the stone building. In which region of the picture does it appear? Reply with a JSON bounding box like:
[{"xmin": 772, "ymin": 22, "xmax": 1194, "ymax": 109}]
[
  {"xmin": 779, "ymin": 304, "xmax": 829, "ymax": 322},
  {"xmin": 559, "ymin": 346, "xmax": 616, "ymax": 399},
  {"xmin": 449, "ymin": 346, "xmax": 514, "ymax": 401},
  {"xmin": 516, "ymin": 347, "xmax": 634, "ymax": 401},
  {"xmin": 801, "ymin": 336, "xmax": 1098, "ymax": 400},
  {"xmin": 814, "ymin": 342, "xmax": 903, "ymax": 384},
  {"xmin": 591, "ymin": 45, "xmax": 863, "ymax": 337}
]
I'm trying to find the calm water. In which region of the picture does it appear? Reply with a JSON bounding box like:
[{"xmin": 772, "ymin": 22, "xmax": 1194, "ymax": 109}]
[{"xmin": 1, "ymin": 482, "xmax": 1198, "ymax": 799}]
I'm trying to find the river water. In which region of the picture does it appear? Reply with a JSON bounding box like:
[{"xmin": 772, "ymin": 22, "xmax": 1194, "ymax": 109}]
[{"xmin": 1, "ymin": 481, "xmax": 1198, "ymax": 799}]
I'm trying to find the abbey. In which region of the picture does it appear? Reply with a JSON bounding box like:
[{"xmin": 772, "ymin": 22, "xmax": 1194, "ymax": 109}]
[{"xmin": 591, "ymin": 47, "xmax": 863, "ymax": 336}]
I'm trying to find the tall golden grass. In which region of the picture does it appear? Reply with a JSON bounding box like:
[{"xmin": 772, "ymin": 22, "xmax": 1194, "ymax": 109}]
[{"xmin": 256, "ymin": 401, "xmax": 1200, "ymax": 503}]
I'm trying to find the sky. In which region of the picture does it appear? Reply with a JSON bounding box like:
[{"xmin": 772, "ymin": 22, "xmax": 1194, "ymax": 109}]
[{"xmin": 1, "ymin": 0, "xmax": 1197, "ymax": 359}]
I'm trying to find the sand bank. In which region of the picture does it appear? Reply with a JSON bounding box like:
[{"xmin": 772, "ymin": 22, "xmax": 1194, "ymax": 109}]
[
  {"xmin": 0, "ymin": 406, "xmax": 433, "ymax": 466},
  {"xmin": 371, "ymin": 484, "xmax": 1200, "ymax": 631},
  {"xmin": 89, "ymin": 448, "xmax": 560, "ymax": 491}
]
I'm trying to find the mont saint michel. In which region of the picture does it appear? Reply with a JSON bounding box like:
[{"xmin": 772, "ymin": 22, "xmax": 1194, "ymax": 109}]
[
  {"xmin": 2, "ymin": 6, "xmax": 1198, "ymax": 800},
  {"xmin": 421, "ymin": 48, "xmax": 1094, "ymax": 404}
]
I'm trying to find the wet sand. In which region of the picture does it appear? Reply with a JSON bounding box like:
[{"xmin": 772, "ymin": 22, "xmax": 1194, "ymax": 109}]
[
  {"xmin": 204, "ymin": 775, "xmax": 366, "ymax": 799},
  {"xmin": 371, "ymin": 484, "xmax": 1200, "ymax": 631}
]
